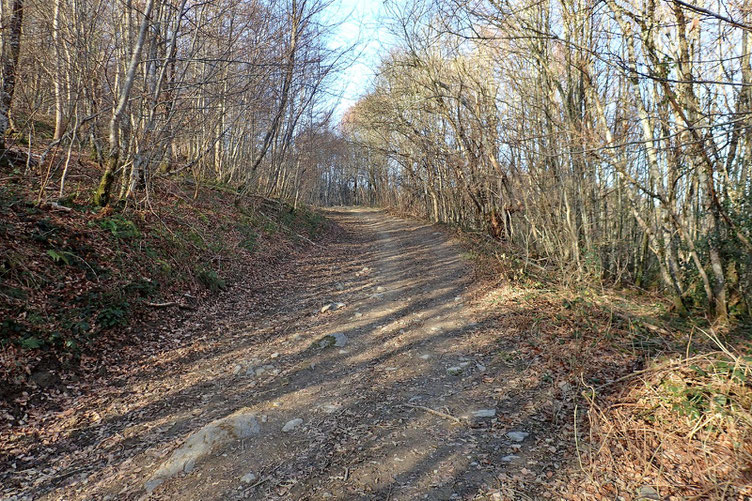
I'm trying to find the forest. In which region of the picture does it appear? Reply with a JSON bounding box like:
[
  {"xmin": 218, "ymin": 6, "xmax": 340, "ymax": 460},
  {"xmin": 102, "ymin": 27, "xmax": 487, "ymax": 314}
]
[
  {"xmin": 0, "ymin": 0, "xmax": 751, "ymax": 500},
  {"xmin": 330, "ymin": 0, "xmax": 752, "ymax": 321}
]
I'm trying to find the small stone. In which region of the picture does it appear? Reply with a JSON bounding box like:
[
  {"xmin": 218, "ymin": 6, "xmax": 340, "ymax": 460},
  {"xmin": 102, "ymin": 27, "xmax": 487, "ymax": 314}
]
[
  {"xmin": 318, "ymin": 333, "xmax": 348, "ymax": 348},
  {"xmin": 354, "ymin": 312, "xmax": 363, "ymax": 318},
  {"xmin": 336, "ymin": 282, "xmax": 345, "ymax": 291},
  {"xmin": 471, "ymin": 409, "xmax": 496, "ymax": 418},
  {"xmin": 506, "ymin": 431, "xmax": 529, "ymax": 442},
  {"xmin": 241, "ymin": 473, "xmax": 257, "ymax": 484},
  {"xmin": 254, "ymin": 365, "xmax": 275, "ymax": 376},
  {"xmin": 500, "ymin": 455, "xmax": 519, "ymax": 462},
  {"xmin": 321, "ymin": 404, "xmax": 341, "ymax": 414},
  {"xmin": 376, "ymin": 286, "xmax": 385, "ymax": 292},
  {"xmin": 334, "ymin": 302, "xmax": 346, "ymax": 310},
  {"xmin": 459, "ymin": 361, "xmax": 471, "ymax": 368},
  {"xmin": 270, "ymin": 352, "xmax": 280, "ymax": 359},
  {"xmin": 637, "ymin": 486, "xmax": 661, "ymax": 500},
  {"xmin": 232, "ymin": 365, "xmax": 243, "ymax": 375},
  {"xmin": 321, "ymin": 303, "xmax": 333, "ymax": 313},
  {"xmin": 447, "ymin": 366, "xmax": 463, "ymax": 376},
  {"xmin": 420, "ymin": 354, "xmax": 431, "ymax": 360},
  {"xmin": 282, "ymin": 418, "xmax": 303, "ymax": 432},
  {"xmin": 476, "ymin": 363, "xmax": 486, "ymax": 372}
]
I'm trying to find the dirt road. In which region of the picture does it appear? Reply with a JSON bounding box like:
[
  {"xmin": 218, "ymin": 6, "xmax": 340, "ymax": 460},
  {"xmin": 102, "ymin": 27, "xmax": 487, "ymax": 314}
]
[{"xmin": 4, "ymin": 208, "xmax": 562, "ymax": 500}]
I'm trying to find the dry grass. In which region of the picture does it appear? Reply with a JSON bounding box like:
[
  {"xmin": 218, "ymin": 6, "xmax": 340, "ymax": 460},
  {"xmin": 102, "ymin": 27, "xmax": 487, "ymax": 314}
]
[{"xmin": 578, "ymin": 330, "xmax": 752, "ymax": 500}]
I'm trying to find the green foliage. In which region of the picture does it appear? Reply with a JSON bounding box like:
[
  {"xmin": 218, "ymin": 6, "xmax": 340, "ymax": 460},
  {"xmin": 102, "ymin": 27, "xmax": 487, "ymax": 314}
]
[
  {"xmin": 99, "ymin": 215, "xmax": 140, "ymax": 238},
  {"xmin": 1, "ymin": 319, "xmax": 25, "ymax": 340},
  {"xmin": 662, "ymin": 381, "xmax": 724, "ymax": 421},
  {"xmin": 238, "ymin": 223, "xmax": 258, "ymax": 253},
  {"xmin": 124, "ymin": 278, "xmax": 158, "ymax": 298},
  {"xmin": 298, "ymin": 208, "xmax": 326, "ymax": 237},
  {"xmin": 0, "ymin": 185, "xmax": 23, "ymax": 211},
  {"xmin": 19, "ymin": 336, "xmax": 43, "ymax": 349},
  {"xmin": 195, "ymin": 267, "xmax": 226, "ymax": 292},
  {"xmin": 97, "ymin": 303, "xmax": 129, "ymax": 329},
  {"xmin": 27, "ymin": 311, "xmax": 45, "ymax": 325},
  {"xmin": 0, "ymin": 285, "xmax": 27, "ymax": 300},
  {"xmin": 62, "ymin": 311, "xmax": 92, "ymax": 337},
  {"xmin": 32, "ymin": 218, "xmax": 60, "ymax": 243},
  {"xmin": 47, "ymin": 249, "xmax": 73, "ymax": 265},
  {"xmin": 262, "ymin": 220, "xmax": 278, "ymax": 233},
  {"xmin": 196, "ymin": 211, "xmax": 210, "ymax": 224}
]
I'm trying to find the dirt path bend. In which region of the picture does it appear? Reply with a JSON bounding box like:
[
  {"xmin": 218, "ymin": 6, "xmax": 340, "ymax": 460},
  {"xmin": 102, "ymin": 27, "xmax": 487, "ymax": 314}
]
[{"xmin": 7, "ymin": 208, "xmax": 554, "ymax": 501}]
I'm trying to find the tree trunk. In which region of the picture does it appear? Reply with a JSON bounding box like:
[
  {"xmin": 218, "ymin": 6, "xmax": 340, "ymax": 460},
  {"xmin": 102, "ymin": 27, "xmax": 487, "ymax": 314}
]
[
  {"xmin": 0, "ymin": 0, "xmax": 24, "ymax": 159},
  {"xmin": 94, "ymin": 0, "xmax": 155, "ymax": 206}
]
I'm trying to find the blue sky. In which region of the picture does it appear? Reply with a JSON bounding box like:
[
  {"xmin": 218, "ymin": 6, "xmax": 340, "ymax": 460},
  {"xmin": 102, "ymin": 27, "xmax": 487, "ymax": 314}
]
[{"xmin": 325, "ymin": 0, "xmax": 391, "ymax": 119}]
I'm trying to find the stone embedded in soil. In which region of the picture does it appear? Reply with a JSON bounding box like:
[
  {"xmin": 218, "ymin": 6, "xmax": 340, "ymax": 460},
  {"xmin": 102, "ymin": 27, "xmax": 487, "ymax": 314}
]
[
  {"xmin": 500, "ymin": 455, "xmax": 520, "ymax": 462},
  {"xmin": 506, "ymin": 431, "xmax": 529, "ymax": 443},
  {"xmin": 320, "ymin": 403, "xmax": 341, "ymax": 414},
  {"xmin": 144, "ymin": 408, "xmax": 260, "ymax": 492},
  {"xmin": 317, "ymin": 333, "xmax": 348, "ymax": 348},
  {"xmin": 447, "ymin": 366, "xmax": 463, "ymax": 376},
  {"xmin": 282, "ymin": 418, "xmax": 303, "ymax": 432},
  {"xmin": 240, "ymin": 472, "xmax": 257, "ymax": 484},
  {"xmin": 254, "ymin": 365, "xmax": 278, "ymax": 376},
  {"xmin": 321, "ymin": 302, "xmax": 346, "ymax": 313}
]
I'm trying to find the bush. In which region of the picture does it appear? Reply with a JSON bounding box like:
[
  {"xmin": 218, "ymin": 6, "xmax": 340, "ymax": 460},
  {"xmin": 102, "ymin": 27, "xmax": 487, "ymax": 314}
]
[
  {"xmin": 195, "ymin": 267, "xmax": 226, "ymax": 292},
  {"xmin": 99, "ymin": 215, "xmax": 140, "ymax": 239}
]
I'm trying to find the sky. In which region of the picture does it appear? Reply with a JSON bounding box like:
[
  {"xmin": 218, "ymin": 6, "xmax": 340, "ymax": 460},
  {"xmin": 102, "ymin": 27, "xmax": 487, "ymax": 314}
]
[{"xmin": 325, "ymin": 0, "xmax": 392, "ymax": 120}]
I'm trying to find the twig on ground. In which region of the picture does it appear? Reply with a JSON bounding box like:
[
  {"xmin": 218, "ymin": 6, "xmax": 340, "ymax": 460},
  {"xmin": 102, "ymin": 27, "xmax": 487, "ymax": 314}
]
[
  {"xmin": 144, "ymin": 300, "xmax": 196, "ymax": 310},
  {"xmin": 402, "ymin": 403, "xmax": 463, "ymax": 424}
]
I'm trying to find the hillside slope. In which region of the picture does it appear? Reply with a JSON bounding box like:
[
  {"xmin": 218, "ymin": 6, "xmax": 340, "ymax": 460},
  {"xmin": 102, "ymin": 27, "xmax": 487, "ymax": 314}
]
[{"xmin": 1, "ymin": 159, "xmax": 333, "ymax": 423}]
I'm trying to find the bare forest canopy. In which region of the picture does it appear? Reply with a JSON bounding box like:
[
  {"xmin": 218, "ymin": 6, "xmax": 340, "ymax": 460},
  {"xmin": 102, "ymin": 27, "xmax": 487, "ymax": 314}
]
[
  {"xmin": 0, "ymin": 0, "xmax": 352, "ymax": 207},
  {"xmin": 328, "ymin": 0, "xmax": 752, "ymax": 321},
  {"xmin": 1, "ymin": 0, "xmax": 751, "ymax": 321}
]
